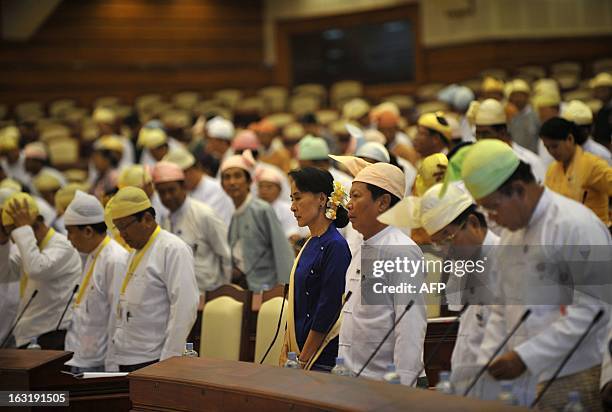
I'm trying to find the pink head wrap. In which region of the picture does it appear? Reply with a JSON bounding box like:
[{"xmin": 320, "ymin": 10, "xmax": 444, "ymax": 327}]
[
  {"xmin": 220, "ymin": 150, "xmax": 256, "ymax": 175},
  {"xmin": 152, "ymin": 161, "xmax": 185, "ymax": 184},
  {"xmin": 232, "ymin": 130, "xmax": 260, "ymax": 151}
]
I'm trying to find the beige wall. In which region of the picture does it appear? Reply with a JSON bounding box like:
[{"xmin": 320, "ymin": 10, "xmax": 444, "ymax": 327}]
[{"xmin": 264, "ymin": 0, "xmax": 612, "ymax": 64}]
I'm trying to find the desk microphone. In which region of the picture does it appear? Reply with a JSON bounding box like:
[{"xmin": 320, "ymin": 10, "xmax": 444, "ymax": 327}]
[
  {"xmin": 409, "ymin": 304, "xmax": 470, "ymax": 387},
  {"xmin": 355, "ymin": 300, "xmax": 415, "ymax": 378},
  {"xmin": 56, "ymin": 284, "xmax": 79, "ymax": 331},
  {"xmin": 1, "ymin": 289, "xmax": 38, "ymax": 348},
  {"xmin": 463, "ymin": 309, "xmax": 531, "ymax": 396},
  {"xmin": 305, "ymin": 291, "xmax": 353, "ymax": 370},
  {"xmin": 530, "ymin": 308, "xmax": 605, "ymax": 409},
  {"xmin": 259, "ymin": 283, "xmax": 289, "ymax": 364}
]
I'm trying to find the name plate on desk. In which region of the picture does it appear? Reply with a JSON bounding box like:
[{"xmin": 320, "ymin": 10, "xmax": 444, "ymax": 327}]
[{"xmin": 129, "ymin": 357, "xmax": 526, "ymax": 412}]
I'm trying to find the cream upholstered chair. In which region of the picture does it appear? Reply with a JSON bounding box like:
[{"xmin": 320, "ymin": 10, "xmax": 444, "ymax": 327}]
[
  {"xmin": 289, "ymin": 94, "xmax": 320, "ymax": 116},
  {"xmin": 213, "ymin": 89, "xmax": 243, "ymax": 109},
  {"xmin": 258, "ymin": 86, "xmax": 289, "ymax": 113},
  {"xmin": 93, "ymin": 96, "xmax": 120, "ymax": 109},
  {"xmin": 330, "ymin": 80, "xmax": 363, "ymax": 108},
  {"xmin": 15, "ymin": 101, "xmax": 44, "ymax": 120},
  {"xmin": 293, "ymin": 83, "xmax": 327, "ymax": 101},
  {"xmin": 415, "ymin": 101, "xmax": 449, "ymax": 116},
  {"xmin": 593, "ymin": 58, "xmax": 612, "ymax": 75},
  {"xmin": 200, "ymin": 285, "xmax": 252, "ymax": 361},
  {"xmin": 479, "ymin": 68, "xmax": 508, "ymax": 81},
  {"xmin": 172, "ymin": 91, "xmax": 200, "ymax": 110},
  {"xmin": 255, "ymin": 286, "xmax": 288, "ymax": 365},
  {"xmin": 49, "ymin": 99, "xmax": 77, "ymax": 119},
  {"xmin": 416, "ymin": 83, "xmax": 446, "ymax": 102},
  {"xmin": 551, "ymin": 61, "xmax": 581, "ymax": 76},
  {"xmin": 516, "ymin": 65, "xmax": 546, "ymax": 80},
  {"xmin": 48, "ymin": 138, "xmax": 79, "ymax": 168}
]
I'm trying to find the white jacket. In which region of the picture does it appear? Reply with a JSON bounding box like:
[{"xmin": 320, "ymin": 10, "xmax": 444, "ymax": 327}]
[
  {"xmin": 65, "ymin": 238, "xmax": 128, "ymax": 368},
  {"xmin": 161, "ymin": 197, "xmax": 231, "ymax": 293},
  {"xmin": 512, "ymin": 142, "xmax": 547, "ymax": 183},
  {"xmin": 0, "ymin": 276, "xmax": 18, "ymax": 344},
  {"xmin": 602, "ymin": 314, "xmax": 612, "ymax": 389},
  {"xmin": 190, "ymin": 175, "xmax": 234, "ymax": 226},
  {"xmin": 0, "ymin": 226, "xmax": 81, "ymax": 347},
  {"xmin": 448, "ymin": 230, "xmax": 500, "ymax": 397},
  {"xmin": 478, "ymin": 189, "xmax": 611, "ymax": 403},
  {"xmin": 111, "ymin": 229, "xmax": 199, "ymax": 365},
  {"xmin": 339, "ymin": 226, "xmax": 427, "ymax": 385}
]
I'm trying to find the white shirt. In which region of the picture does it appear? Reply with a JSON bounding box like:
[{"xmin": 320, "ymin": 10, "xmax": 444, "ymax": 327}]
[
  {"xmin": 0, "ymin": 226, "xmax": 81, "ymax": 347},
  {"xmin": 161, "ymin": 197, "xmax": 231, "ymax": 294},
  {"xmin": 1, "ymin": 153, "xmax": 29, "ymax": 186},
  {"xmin": 65, "ymin": 238, "xmax": 128, "ymax": 368},
  {"xmin": 270, "ymin": 198, "xmax": 301, "ymax": 238},
  {"xmin": 339, "ymin": 226, "xmax": 427, "ymax": 385},
  {"xmin": 112, "ymin": 229, "xmax": 199, "ymax": 365},
  {"xmin": 34, "ymin": 195, "xmax": 57, "ymax": 227},
  {"xmin": 448, "ymin": 230, "xmax": 500, "ymax": 397},
  {"xmin": 139, "ymin": 138, "xmax": 182, "ymax": 167},
  {"xmin": 583, "ymin": 137, "xmax": 612, "ymax": 166},
  {"xmin": 512, "ymin": 142, "xmax": 547, "ymax": 183},
  {"xmin": 118, "ymin": 136, "xmax": 135, "ymax": 169},
  {"xmin": 601, "ymin": 314, "xmax": 612, "ymax": 389},
  {"xmin": 537, "ymin": 138, "xmax": 555, "ymax": 168},
  {"xmin": 0, "ymin": 275, "xmax": 18, "ymax": 345},
  {"xmin": 151, "ymin": 192, "xmax": 169, "ymax": 224},
  {"xmin": 190, "ymin": 175, "xmax": 234, "ymax": 226},
  {"xmin": 478, "ymin": 189, "xmax": 611, "ymax": 402}
]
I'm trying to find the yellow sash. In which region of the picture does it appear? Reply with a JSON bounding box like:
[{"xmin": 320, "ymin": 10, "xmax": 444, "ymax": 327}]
[
  {"xmin": 120, "ymin": 225, "xmax": 161, "ymax": 295},
  {"xmin": 280, "ymin": 237, "xmax": 346, "ymax": 370},
  {"xmin": 75, "ymin": 236, "xmax": 111, "ymax": 306},
  {"xmin": 20, "ymin": 228, "xmax": 55, "ymax": 298}
]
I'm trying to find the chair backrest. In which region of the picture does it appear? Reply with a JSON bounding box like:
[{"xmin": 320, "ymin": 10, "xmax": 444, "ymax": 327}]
[
  {"xmin": 201, "ymin": 285, "xmax": 252, "ymax": 361},
  {"xmin": 255, "ymin": 296, "xmax": 288, "ymax": 365}
]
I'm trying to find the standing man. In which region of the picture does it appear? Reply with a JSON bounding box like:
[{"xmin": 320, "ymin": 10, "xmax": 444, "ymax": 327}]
[
  {"xmin": 63, "ymin": 191, "xmax": 128, "ymax": 372},
  {"xmin": 591, "ymin": 72, "xmax": 612, "ymax": 149},
  {"xmin": 0, "ymin": 192, "xmax": 81, "ymax": 349},
  {"xmin": 110, "ymin": 186, "xmax": 198, "ymax": 371},
  {"xmin": 152, "ymin": 161, "xmax": 231, "ymax": 294},
  {"xmin": 163, "ymin": 147, "xmax": 234, "ymax": 226},
  {"xmin": 461, "ymin": 139, "xmax": 610, "ymax": 409},
  {"xmin": 337, "ymin": 158, "xmax": 427, "ymax": 386},
  {"xmin": 467, "ymin": 98, "xmax": 547, "ymax": 182},
  {"xmin": 506, "ymin": 79, "xmax": 540, "ymax": 153}
]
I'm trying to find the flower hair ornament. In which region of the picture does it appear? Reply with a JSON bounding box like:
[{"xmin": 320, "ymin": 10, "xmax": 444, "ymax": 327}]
[{"xmin": 325, "ymin": 181, "xmax": 348, "ymax": 220}]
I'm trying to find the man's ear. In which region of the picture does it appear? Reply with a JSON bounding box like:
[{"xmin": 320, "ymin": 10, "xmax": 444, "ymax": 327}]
[{"xmin": 377, "ymin": 193, "xmax": 392, "ymax": 213}]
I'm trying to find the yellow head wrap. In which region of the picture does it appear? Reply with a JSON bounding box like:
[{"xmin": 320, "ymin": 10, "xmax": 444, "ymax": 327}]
[
  {"xmin": 137, "ymin": 128, "xmax": 167, "ymax": 149},
  {"xmin": 417, "ymin": 112, "xmax": 452, "ymax": 141},
  {"xmin": 55, "ymin": 183, "xmax": 90, "ymax": 214},
  {"xmin": 2, "ymin": 192, "xmax": 39, "ymax": 226},
  {"xmin": 118, "ymin": 165, "xmax": 152, "ymax": 189},
  {"xmin": 110, "ymin": 186, "xmax": 152, "ymax": 220},
  {"xmin": 0, "ymin": 178, "xmax": 22, "ymax": 192},
  {"xmin": 33, "ymin": 171, "xmax": 62, "ymax": 193},
  {"xmin": 461, "ymin": 139, "xmax": 520, "ymax": 200},
  {"xmin": 94, "ymin": 135, "xmax": 124, "ymax": 153},
  {"xmin": 415, "ymin": 153, "xmax": 448, "ymax": 196}
]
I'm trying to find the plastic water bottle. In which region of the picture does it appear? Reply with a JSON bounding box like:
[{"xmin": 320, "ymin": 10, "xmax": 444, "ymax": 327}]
[
  {"xmin": 383, "ymin": 364, "xmax": 401, "ymax": 384},
  {"xmin": 435, "ymin": 371, "xmax": 453, "ymax": 394},
  {"xmin": 497, "ymin": 381, "xmax": 518, "ymax": 405},
  {"xmin": 26, "ymin": 338, "xmax": 41, "ymax": 350},
  {"xmin": 331, "ymin": 357, "xmax": 353, "ymax": 377},
  {"xmin": 284, "ymin": 352, "xmax": 300, "ymax": 369},
  {"xmin": 563, "ymin": 391, "xmax": 585, "ymax": 412},
  {"xmin": 182, "ymin": 342, "xmax": 198, "ymax": 357}
]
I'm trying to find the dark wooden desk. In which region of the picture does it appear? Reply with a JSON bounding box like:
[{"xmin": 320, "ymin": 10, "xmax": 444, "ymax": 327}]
[
  {"xmin": 0, "ymin": 349, "xmax": 129, "ymax": 411},
  {"xmin": 130, "ymin": 356, "xmax": 525, "ymax": 412}
]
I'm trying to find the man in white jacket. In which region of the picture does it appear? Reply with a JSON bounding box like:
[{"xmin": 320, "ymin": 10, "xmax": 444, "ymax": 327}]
[
  {"xmin": 0, "ymin": 192, "xmax": 81, "ymax": 349},
  {"xmin": 110, "ymin": 186, "xmax": 199, "ymax": 372},
  {"xmin": 461, "ymin": 139, "xmax": 610, "ymax": 409},
  {"xmin": 153, "ymin": 161, "xmax": 231, "ymax": 294},
  {"xmin": 63, "ymin": 191, "xmax": 128, "ymax": 373},
  {"xmin": 336, "ymin": 158, "xmax": 427, "ymax": 386}
]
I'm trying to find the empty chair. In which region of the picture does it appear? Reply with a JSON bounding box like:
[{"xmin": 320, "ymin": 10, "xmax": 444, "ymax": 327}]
[
  {"xmin": 330, "ymin": 80, "xmax": 363, "ymax": 108},
  {"xmin": 214, "ymin": 89, "xmax": 243, "ymax": 109},
  {"xmin": 200, "ymin": 285, "xmax": 252, "ymax": 361},
  {"xmin": 135, "ymin": 93, "xmax": 163, "ymax": 113},
  {"xmin": 235, "ymin": 96, "xmax": 267, "ymax": 115},
  {"xmin": 593, "ymin": 58, "xmax": 612, "ymax": 75},
  {"xmin": 563, "ymin": 88, "xmax": 592, "ymax": 102},
  {"xmin": 516, "ymin": 65, "xmax": 547, "ymax": 80},
  {"xmin": 39, "ymin": 123, "xmax": 71, "ymax": 143},
  {"xmin": 49, "ymin": 99, "xmax": 77, "ymax": 119},
  {"xmin": 416, "ymin": 83, "xmax": 446, "ymax": 102},
  {"xmin": 289, "ymin": 94, "xmax": 320, "ymax": 116},
  {"xmin": 15, "ymin": 101, "xmax": 44, "ymax": 120},
  {"xmin": 264, "ymin": 112, "xmax": 295, "ymax": 129},
  {"xmin": 258, "ymin": 86, "xmax": 289, "ymax": 113},
  {"xmin": 550, "ymin": 60, "xmax": 581, "ymax": 75},
  {"xmin": 479, "ymin": 68, "xmax": 508, "ymax": 81},
  {"xmin": 172, "ymin": 91, "xmax": 200, "ymax": 110},
  {"xmin": 383, "ymin": 95, "xmax": 415, "ymax": 113},
  {"xmin": 161, "ymin": 109, "xmax": 192, "ymax": 130},
  {"xmin": 415, "ymin": 101, "xmax": 449, "ymax": 116},
  {"xmin": 255, "ymin": 286, "xmax": 288, "ymax": 365},
  {"xmin": 315, "ymin": 109, "xmax": 339, "ymax": 126},
  {"xmin": 293, "ymin": 83, "xmax": 327, "ymax": 101},
  {"xmin": 48, "ymin": 138, "xmax": 79, "ymax": 168},
  {"xmin": 93, "ymin": 96, "xmax": 120, "ymax": 109}
]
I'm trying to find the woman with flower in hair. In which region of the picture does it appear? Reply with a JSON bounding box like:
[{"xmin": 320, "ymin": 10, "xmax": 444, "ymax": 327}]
[{"xmin": 280, "ymin": 167, "xmax": 352, "ymax": 371}]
